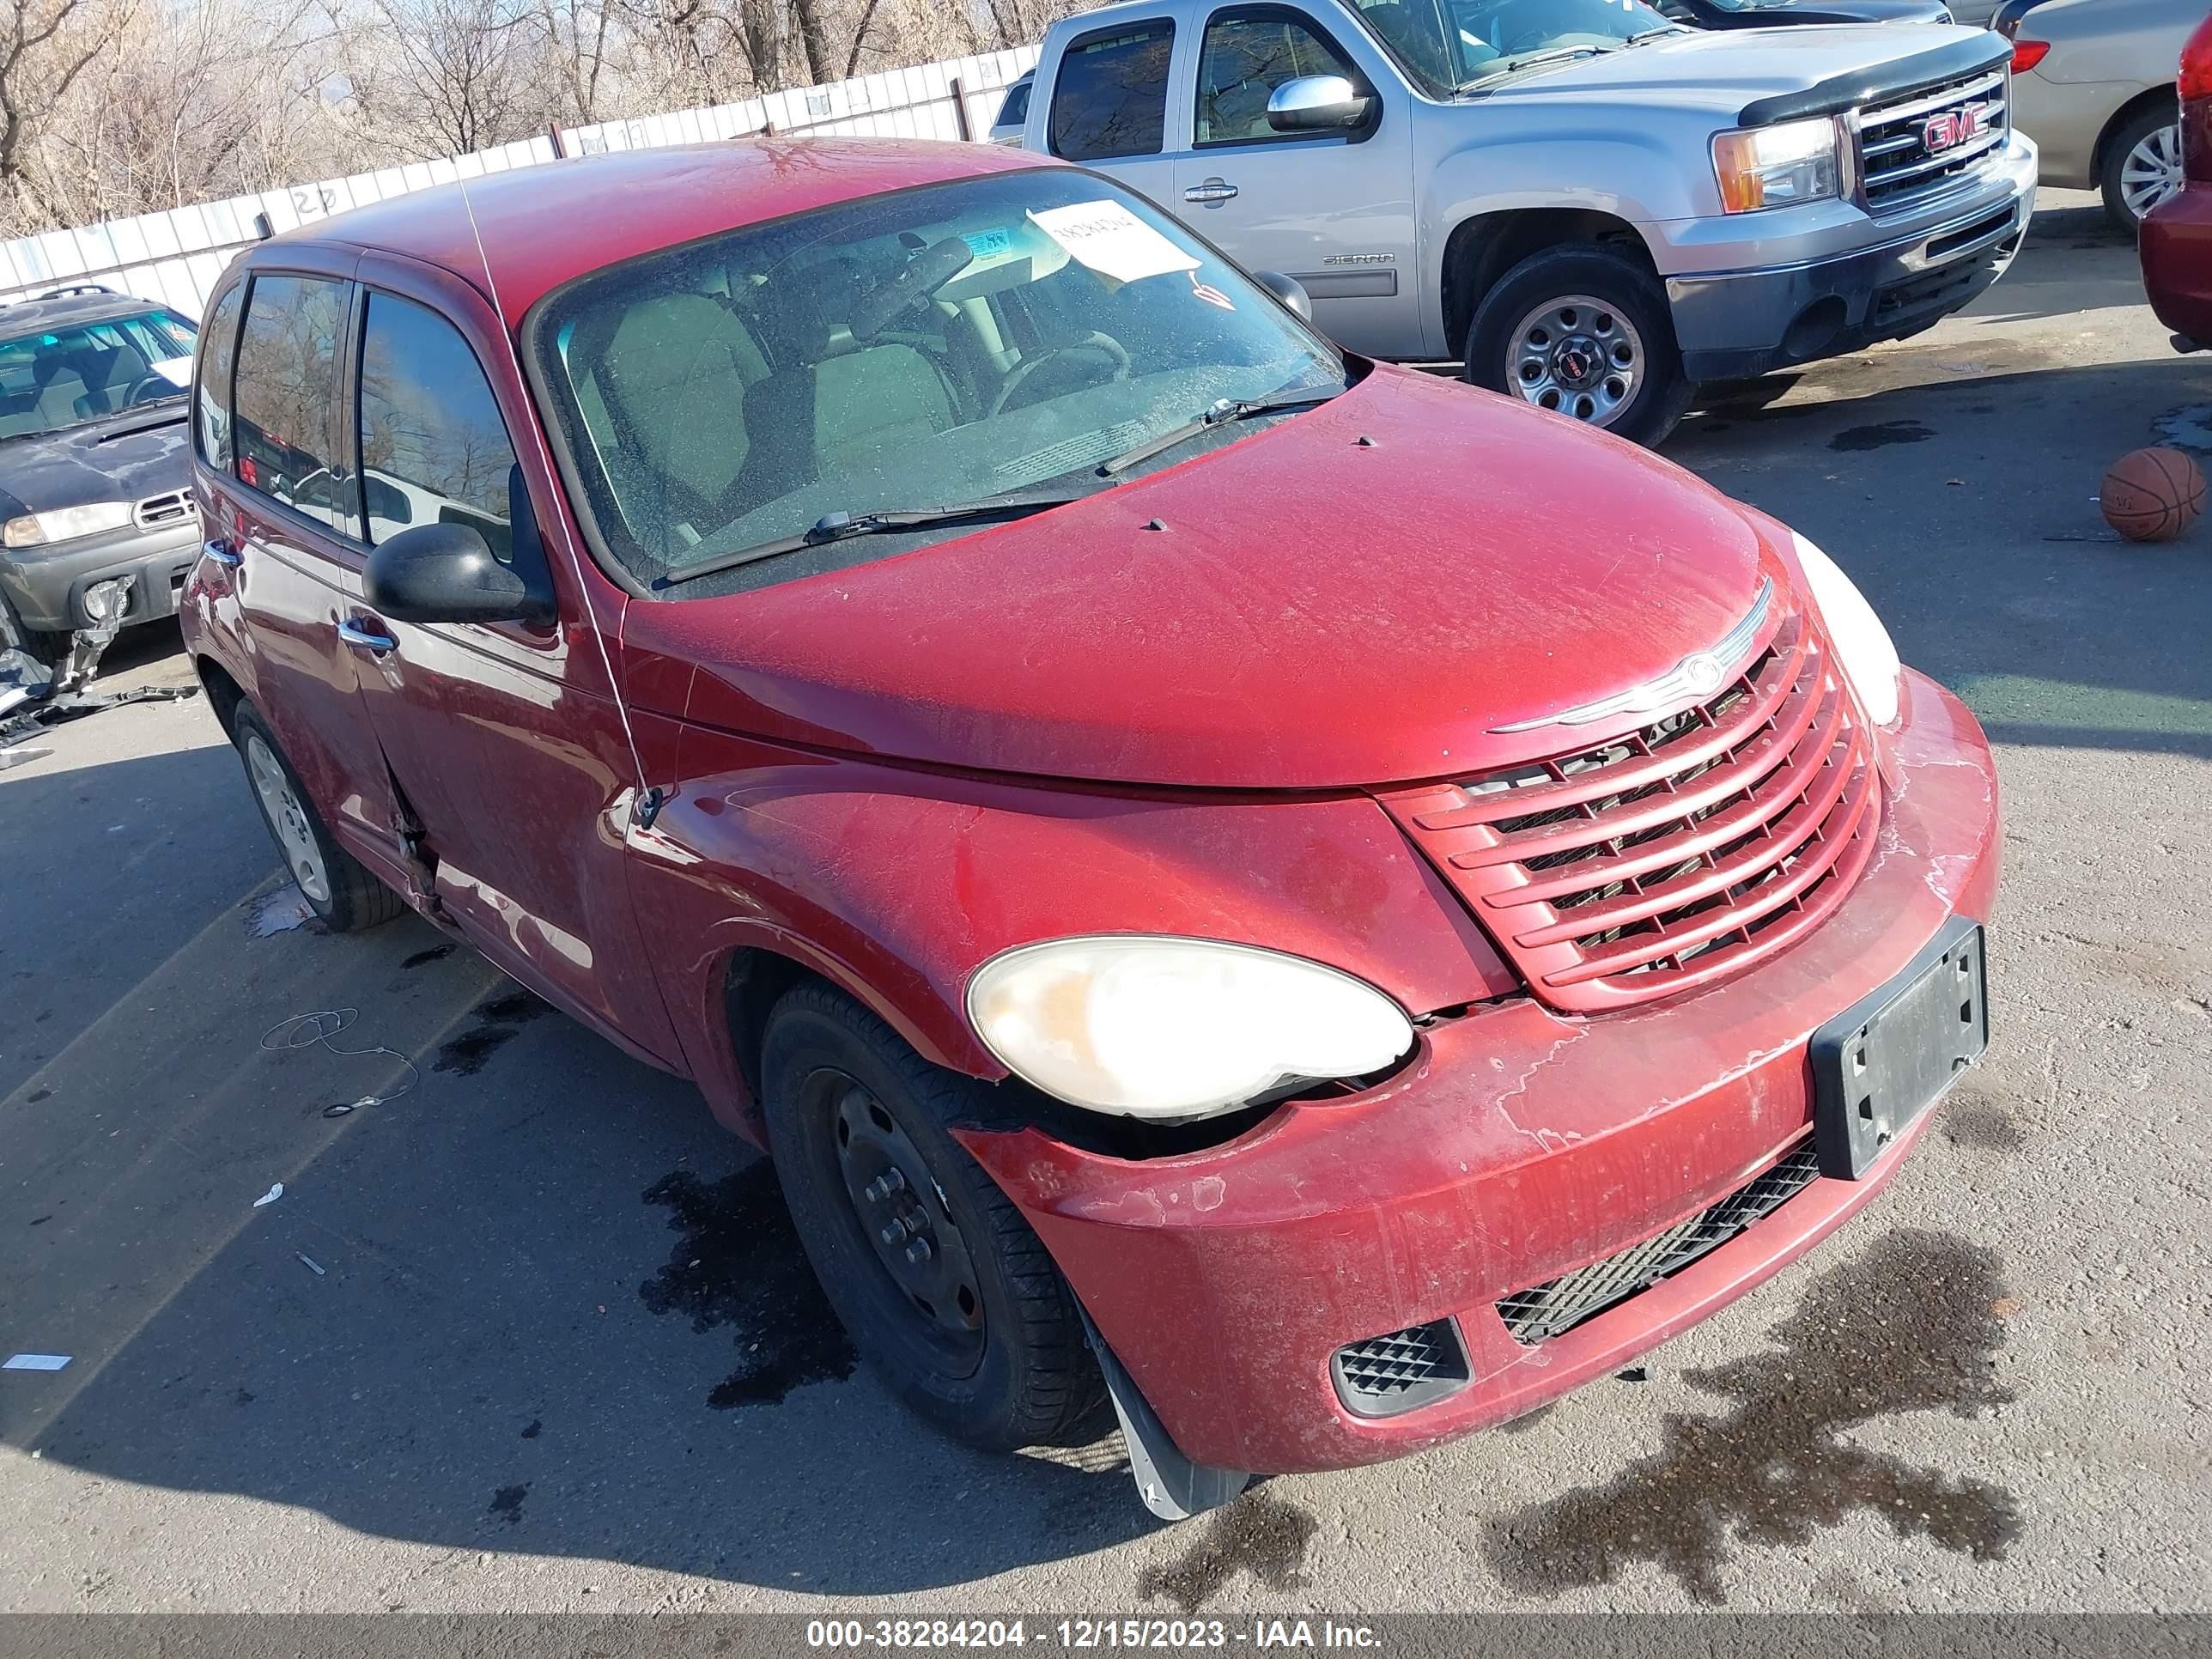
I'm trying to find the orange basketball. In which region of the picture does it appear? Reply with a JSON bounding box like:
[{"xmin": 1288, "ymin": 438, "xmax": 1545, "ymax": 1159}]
[{"xmin": 2100, "ymin": 447, "xmax": 2205, "ymax": 543}]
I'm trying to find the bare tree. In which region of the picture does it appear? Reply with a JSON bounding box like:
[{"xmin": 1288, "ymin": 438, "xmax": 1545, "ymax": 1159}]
[{"xmin": 0, "ymin": 0, "xmax": 129, "ymax": 229}]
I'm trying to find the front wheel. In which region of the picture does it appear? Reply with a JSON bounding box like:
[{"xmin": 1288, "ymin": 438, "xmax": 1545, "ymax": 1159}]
[
  {"xmin": 762, "ymin": 982, "xmax": 1107, "ymax": 1453},
  {"xmin": 1464, "ymin": 245, "xmax": 1691, "ymax": 447}
]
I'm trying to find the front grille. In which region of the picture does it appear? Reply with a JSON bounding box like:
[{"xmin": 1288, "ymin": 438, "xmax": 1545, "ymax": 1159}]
[
  {"xmin": 1379, "ymin": 611, "xmax": 1880, "ymax": 1013},
  {"xmin": 1496, "ymin": 1143, "xmax": 1823, "ymax": 1345},
  {"xmin": 135, "ymin": 490, "xmax": 191, "ymax": 530},
  {"xmin": 1856, "ymin": 68, "xmax": 2009, "ymax": 214},
  {"xmin": 1331, "ymin": 1318, "xmax": 1470, "ymax": 1418}
]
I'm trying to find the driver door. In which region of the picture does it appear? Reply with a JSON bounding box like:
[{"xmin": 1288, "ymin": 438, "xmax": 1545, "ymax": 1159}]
[{"xmin": 1170, "ymin": 3, "xmax": 1419, "ymax": 358}]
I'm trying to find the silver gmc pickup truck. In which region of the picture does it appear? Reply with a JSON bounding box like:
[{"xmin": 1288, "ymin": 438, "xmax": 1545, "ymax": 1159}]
[{"xmin": 1020, "ymin": 0, "xmax": 2038, "ymax": 441}]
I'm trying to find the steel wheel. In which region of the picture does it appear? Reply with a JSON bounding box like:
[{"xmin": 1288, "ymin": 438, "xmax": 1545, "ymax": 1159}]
[
  {"xmin": 820, "ymin": 1070, "xmax": 986, "ymax": 1373},
  {"xmin": 1506, "ymin": 294, "xmax": 1645, "ymax": 427},
  {"xmin": 245, "ymin": 731, "xmax": 331, "ymax": 903},
  {"xmin": 2120, "ymin": 123, "xmax": 2183, "ymax": 222}
]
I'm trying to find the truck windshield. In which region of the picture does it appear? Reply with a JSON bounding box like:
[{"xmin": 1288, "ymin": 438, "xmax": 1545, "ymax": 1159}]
[
  {"xmin": 1343, "ymin": 0, "xmax": 1674, "ymax": 91},
  {"xmin": 0, "ymin": 309, "xmax": 198, "ymax": 441},
  {"xmin": 529, "ymin": 168, "xmax": 1347, "ymax": 591}
]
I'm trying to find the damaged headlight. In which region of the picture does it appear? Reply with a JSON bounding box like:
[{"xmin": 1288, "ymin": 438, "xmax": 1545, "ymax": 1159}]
[
  {"xmin": 967, "ymin": 936, "xmax": 1415, "ymax": 1121},
  {"xmin": 1792, "ymin": 531, "xmax": 1902, "ymax": 727},
  {"xmin": 1711, "ymin": 118, "xmax": 1841, "ymax": 213},
  {"xmin": 3, "ymin": 502, "xmax": 135, "ymax": 549}
]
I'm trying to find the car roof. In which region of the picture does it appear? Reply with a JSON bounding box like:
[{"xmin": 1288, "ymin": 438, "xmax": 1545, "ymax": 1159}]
[
  {"xmin": 263, "ymin": 137, "xmax": 1059, "ymax": 329},
  {"xmin": 0, "ymin": 289, "xmax": 177, "ymax": 337}
]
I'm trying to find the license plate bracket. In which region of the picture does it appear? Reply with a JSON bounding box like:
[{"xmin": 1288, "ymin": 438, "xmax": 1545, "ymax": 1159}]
[{"xmin": 1812, "ymin": 918, "xmax": 1988, "ymax": 1180}]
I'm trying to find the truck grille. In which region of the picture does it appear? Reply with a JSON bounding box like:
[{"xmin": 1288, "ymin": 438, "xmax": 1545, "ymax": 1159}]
[
  {"xmin": 134, "ymin": 490, "xmax": 191, "ymax": 530},
  {"xmin": 1378, "ymin": 611, "xmax": 1879, "ymax": 1013},
  {"xmin": 1495, "ymin": 1142, "xmax": 1823, "ymax": 1345},
  {"xmin": 1856, "ymin": 68, "xmax": 2009, "ymax": 214}
]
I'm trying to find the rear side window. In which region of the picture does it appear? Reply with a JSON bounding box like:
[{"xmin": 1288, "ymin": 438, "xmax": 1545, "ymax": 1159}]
[
  {"xmin": 233, "ymin": 274, "xmax": 354, "ymax": 536},
  {"xmin": 1197, "ymin": 9, "xmax": 1361, "ymax": 144},
  {"xmin": 195, "ymin": 283, "xmax": 246, "ymax": 467},
  {"xmin": 356, "ymin": 292, "xmax": 524, "ymax": 565},
  {"xmin": 1050, "ymin": 21, "xmax": 1176, "ymax": 160}
]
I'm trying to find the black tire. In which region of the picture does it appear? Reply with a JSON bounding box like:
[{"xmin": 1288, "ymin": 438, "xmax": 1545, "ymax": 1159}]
[
  {"xmin": 2100, "ymin": 100, "xmax": 2181, "ymax": 233},
  {"xmin": 230, "ymin": 700, "xmax": 405, "ymax": 933},
  {"xmin": 1464, "ymin": 244, "xmax": 1692, "ymax": 448},
  {"xmin": 762, "ymin": 982, "xmax": 1108, "ymax": 1452},
  {"xmin": 0, "ymin": 594, "xmax": 66, "ymax": 670}
]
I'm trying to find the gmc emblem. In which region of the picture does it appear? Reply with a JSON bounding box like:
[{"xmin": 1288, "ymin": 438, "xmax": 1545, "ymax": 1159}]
[{"xmin": 1923, "ymin": 103, "xmax": 1993, "ymax": 154}]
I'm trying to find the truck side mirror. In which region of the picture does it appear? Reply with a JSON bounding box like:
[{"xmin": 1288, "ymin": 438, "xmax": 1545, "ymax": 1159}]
[
  {"xmin": 1253, "ymin": 271, "xmax": 1315, "ymax": 323},
  {"xmin": 1267, "ymin": 75, "xmax": 1374, "ymax": 134}
]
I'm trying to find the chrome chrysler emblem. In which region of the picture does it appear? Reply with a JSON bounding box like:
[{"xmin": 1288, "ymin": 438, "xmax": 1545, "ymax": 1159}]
[{"xmin": 1492, "ymin": 578, "xmax": 1773, "ymax": 733}]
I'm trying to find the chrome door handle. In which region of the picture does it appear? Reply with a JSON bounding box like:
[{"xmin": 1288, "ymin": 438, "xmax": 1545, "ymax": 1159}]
[
  {"xmin": 203, "ymin": 537, "xmax": 241, "ymax": 568},
  {"xmin": 337, "ymin": 619, "xmax": 397, "ymax": 654},
  {"xmin": 1182, "ymin": 179, "xmax": 1238, "ymax": 204}
]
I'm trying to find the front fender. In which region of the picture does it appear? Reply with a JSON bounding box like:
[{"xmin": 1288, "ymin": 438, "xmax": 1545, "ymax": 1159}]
[{"xmin": 621, "ymin": 720, "xmax": 1517, "ymax": 1139}]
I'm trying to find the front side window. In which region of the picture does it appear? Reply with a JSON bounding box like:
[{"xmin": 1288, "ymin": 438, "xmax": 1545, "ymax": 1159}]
[
  {"xmin": 0, "ymin": 308, "xmax": 198, "ymax": 441},
  {"xmin": 530, "ymin": 168, "xmax": 1347, "ymax": 595},
  {"xmin": 232, "ymin": 274, "xmax": 353, "ymax": 534},
  {"xmin": 1198, "ymin": 9, "xmax": 1362, "ymax": 144},
  {"xmin": 1050, "ymin": 21, "xmax": 1176, "ymax": 160},
  {"xmin": 356, "ymin": 292, "xmax": 522, "ymax": 564},
  {"xmin": 195, "ymin": 284, "xmax": 246, "ymax": 467}
]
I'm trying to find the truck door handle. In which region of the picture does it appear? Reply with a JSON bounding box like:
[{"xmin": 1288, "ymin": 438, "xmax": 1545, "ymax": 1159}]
[
  {"xmin": 203, "ymin": 537, "xmax": 241, "ymax": 568},
  {"xmin": 337, "ymin": 618, "xmax": 397, "ymax": 654},
  {"xmin": 1183, "ymin": 178, "xmax": 1238, "ymax": 205}
]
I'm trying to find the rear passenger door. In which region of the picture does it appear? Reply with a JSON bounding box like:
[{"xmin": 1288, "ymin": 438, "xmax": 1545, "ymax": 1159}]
[
  {"xmin": 1042, "ymin": 16, "xmax": 1185, "ymax": 210},
  {"xmin": 208, "ymin": 254, "xmax": 408, "ymax": 888},
  {"xmin": 1171, "ymin": 3, "xmax": 1420, "ymax": 357}
]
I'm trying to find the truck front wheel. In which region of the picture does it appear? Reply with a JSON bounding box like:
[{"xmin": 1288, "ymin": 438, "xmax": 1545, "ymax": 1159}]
[{"xmin": 1465, "ymin": 246, "xmax": 1690, "ymax": 447}]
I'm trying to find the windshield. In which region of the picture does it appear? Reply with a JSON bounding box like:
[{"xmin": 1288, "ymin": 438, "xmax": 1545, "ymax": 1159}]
[
  {"xmin": 0, "ymin": 308, "xmax": 198, "ymax": 441},
  {"xmin": 528, "ymin": 168, "xmax": 1346, "ymax": 590},
  {"xmin": 1449, "ymin": 0, "xmax": 1676, "ymax": 81},
  {"xmin": 1343, "ymin": 0, "xmax": 1674, "ymax": 89}
]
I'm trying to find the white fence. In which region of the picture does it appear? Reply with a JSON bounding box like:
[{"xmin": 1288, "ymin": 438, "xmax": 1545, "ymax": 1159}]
[{"xmin": 0, "ymin": 45, "xmax": 1038, "ymax": 322}]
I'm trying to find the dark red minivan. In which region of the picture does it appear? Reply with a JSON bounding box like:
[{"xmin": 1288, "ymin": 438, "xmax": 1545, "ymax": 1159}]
[{"xmin": 182, "ymin": 140, "xmax": 1999, "ymax": 1517}]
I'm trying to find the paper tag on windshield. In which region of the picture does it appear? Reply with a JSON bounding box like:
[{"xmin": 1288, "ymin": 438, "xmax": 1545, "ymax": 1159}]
[
  {"xmin": 1027, "ymin": 201, "xmax": 1199, "ymax": 289},
  {"xmin": 149, "ymin": 356, "xmax": 193, "ymax": 388}
]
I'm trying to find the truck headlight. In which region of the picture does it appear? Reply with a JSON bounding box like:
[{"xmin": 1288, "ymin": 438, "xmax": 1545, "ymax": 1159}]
[
  {"xmin": 1792, "ymin": 532, "xmax": 1902, "ymax": 727},
  {"xmin": 1712, "ymin": 118, "xmax": 1842, "ymax": 213},
  {"xmin": 3, "ymin": 501, "xmax": 135, "ymax": 549},
  {"xmin": 967, "ymin": 936, "xmax": 1415, "ymax": 1121}
]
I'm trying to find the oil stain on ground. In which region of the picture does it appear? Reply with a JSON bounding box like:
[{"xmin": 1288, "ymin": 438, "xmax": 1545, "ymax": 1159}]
[
  {"xmin": 432, "ymin": 989, "xmax": 547, "ymax": 1077},
  {"xmin": 639, "ymin": 1160, "xmax": 857, "ymax": 1408},
  {"xmin": 488, "ymin": 1483, "xmax": 529, "ymax": 1527},
  {"xmin": 1138, "ymin": 1488, "xmax": 1319, "ymax": 1612},
  {"xmin": 1482, "ymin": 1229, "xmax": 2020, "ymax": 1604},
  {"xmin": 400, "ymin": 943, "xmax": 456, "ymax": 970},
  {"xmin": 1830, "ymin": 419, "xmax": 1935, "ymax": 453}
]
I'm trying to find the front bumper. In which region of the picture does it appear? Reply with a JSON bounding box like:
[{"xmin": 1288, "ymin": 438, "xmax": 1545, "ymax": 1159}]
[
  {"xmin": 0, "ymin": 520, "xmax": 202, "ymax": 634},
  {"xmin": 961, "ymin": 671, "xmax": 2000, "ymax": 1475},
  {"xmin": 1666, "ymin": 163, "xmax": 2036, "ymax": 381},
  {"xmin": 2142, "ymin": 185, "xmax": 2212, "ymax": 351}
]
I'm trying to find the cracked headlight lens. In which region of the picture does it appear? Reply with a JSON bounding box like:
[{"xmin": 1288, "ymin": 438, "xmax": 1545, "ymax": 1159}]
[{"xmin": 968, "ymin": 936, "xmax": 1414, "ymax": 1121}]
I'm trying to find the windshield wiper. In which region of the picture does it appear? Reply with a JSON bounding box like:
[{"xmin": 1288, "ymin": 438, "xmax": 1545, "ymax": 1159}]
[
  {"xmin": 656, "ymin": 489, "xmax": 1086, "ymax": 587},
  {"xmin": 1464, "ymin": 43, "xmax": 1615, "ymax": 84},
  {"xmin": 1095, "ymin": 389, "xmax": 1338, "ymax": 478}
]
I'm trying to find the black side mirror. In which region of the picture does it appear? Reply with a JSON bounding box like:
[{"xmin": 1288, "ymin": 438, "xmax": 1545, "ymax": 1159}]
[
  {"xmin": 1253, "ymin": 270, "xmax": 1315, "ymax": 323},
  {"xmin": 363, "ymin": 521, "xmax": 555, "ymax": 627}
]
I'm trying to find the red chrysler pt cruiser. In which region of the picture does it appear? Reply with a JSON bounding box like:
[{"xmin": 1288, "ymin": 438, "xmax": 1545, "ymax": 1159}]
[{"xmin": 182, "ymin": 140, "xmax": 1997, "ymax": 1517}]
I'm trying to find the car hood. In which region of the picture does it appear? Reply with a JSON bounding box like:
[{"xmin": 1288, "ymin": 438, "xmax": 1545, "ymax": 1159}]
[
  {"xmin": 1482, "ymin": 22, "xmax": 1987, "ymax": 118},
  {"xmin": 1711, "ymin": 0, "xmax": 1954, "ymax": 26},
  {"xmin": 619, "ymin": 367, "xmax": 1789, "ymax": 792},
  {"xmin": 0, "ymin": 404, "xmax": 191, "ymax": 520}
]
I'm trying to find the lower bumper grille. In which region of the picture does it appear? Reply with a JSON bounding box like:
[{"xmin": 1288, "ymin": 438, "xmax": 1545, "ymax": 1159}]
[
  {"xmin": 1331, "ymin": 1317, "xmax": 1470, "ymax": 1418},
  {"xmin": 1495, "ymin": 1142, "xmax": 1823, "ymax": 1345}
]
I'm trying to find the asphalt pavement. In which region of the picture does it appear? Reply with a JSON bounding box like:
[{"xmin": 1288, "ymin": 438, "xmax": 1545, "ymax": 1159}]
[{"xmin": 2, "ymin": 188, "xmax": 2206, "ymax": 1616}]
